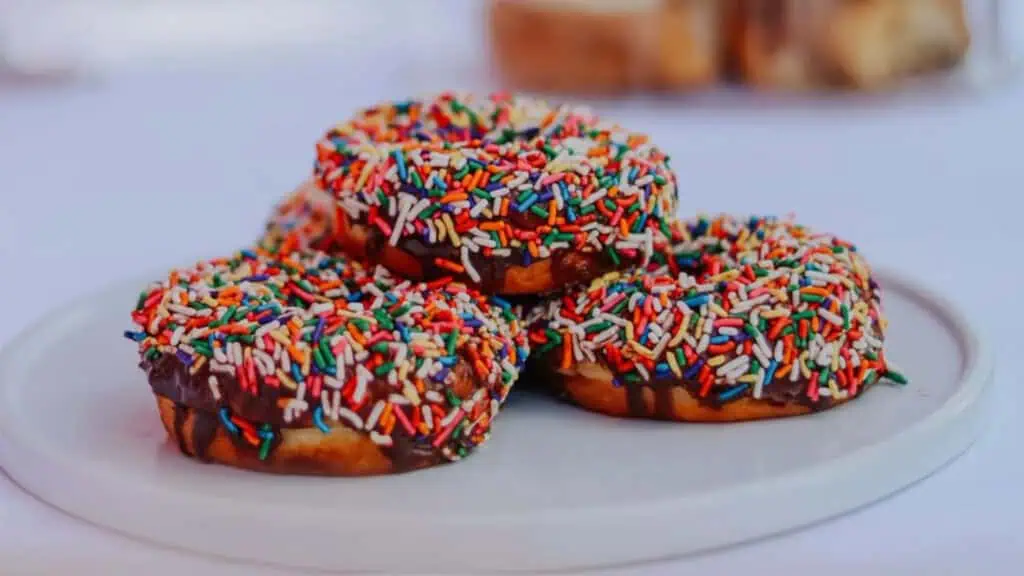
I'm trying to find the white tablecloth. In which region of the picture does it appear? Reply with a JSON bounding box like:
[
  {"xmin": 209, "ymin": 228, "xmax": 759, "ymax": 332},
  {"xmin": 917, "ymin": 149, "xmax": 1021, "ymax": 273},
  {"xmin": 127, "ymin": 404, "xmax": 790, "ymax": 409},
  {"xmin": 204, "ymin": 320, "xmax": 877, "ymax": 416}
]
[{"xmin": 1, "ymin": 44, "xmax": 1023, "ymax": 575}]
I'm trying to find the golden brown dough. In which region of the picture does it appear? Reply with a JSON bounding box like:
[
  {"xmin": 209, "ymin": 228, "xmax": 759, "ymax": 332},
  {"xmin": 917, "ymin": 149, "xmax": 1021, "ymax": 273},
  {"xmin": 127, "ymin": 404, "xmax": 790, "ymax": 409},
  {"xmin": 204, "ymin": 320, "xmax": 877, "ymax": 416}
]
[{"xmin": 156, "ymin": 396, "xmax": 396, "ymax": 476}]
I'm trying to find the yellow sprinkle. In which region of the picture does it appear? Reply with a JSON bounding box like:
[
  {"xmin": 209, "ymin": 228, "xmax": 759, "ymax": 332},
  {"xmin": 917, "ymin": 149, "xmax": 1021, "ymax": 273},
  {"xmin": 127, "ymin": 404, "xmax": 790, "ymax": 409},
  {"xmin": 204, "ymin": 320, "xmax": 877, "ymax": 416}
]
[
  {"xmin": 402, "ymin": 382, "xmax": 421, "ymax": 405},
  {"xmin": 707, "ymin": 355, "xmax": 727, "ymax": 367},
  {"xmin": 666, "ymin": 352, "xmax": 683, "ymax": 378},
  {"xmin": 301, "ymin": 348, "xmax": 312, "ymax": 376},
  {"xmin": 828, "ymin": 378, "xmax": 841, "ymax": 398},
  {"xmin": 355, "ymin": 160, "xmax": 375, "ymax": 191},
  {"xmin": 708, "ymin": 302, "xmax": 728, "ymax": 318},
  {"xmin": 738, "ymin": 373, "xmax": 758, "ymax": 384},
  {"xmin": 436, "ymin": 219, "xmax": 447, "ymax": 243},
  {"xmin": 799, "ymin": 352, "xmax": 812, "ymax": 378},
  {"xmin": 708, "ymin": 269, "xmax": 741, "ymax": 284},
  {"xmin": 629, "ymin": 341, "xmax": 655, "ymax": 359},
  {"xmin": 276, "ymin": 369, "xmax": 298, "ymax": 390},
  {"xmin": 624, "ymin": 322, "xmax": 635, "ymax": 342},
  {"xmin": 269, "ymin": 330, "xmax": 291, "ymax": 348},
  {"xmin": 201, "ymin": 296, "xmax": 219, "ymax": 308},
  {"xmin": 668, "ymin": 320, "xmax": 689, "ymax": 347},
  {"xmin": 188, "ymin": 355, "xmax": 207, "ymax": 375},
  {"xmin": 442, "ymin": 213, "xmax": 461, "ymax": 247}
]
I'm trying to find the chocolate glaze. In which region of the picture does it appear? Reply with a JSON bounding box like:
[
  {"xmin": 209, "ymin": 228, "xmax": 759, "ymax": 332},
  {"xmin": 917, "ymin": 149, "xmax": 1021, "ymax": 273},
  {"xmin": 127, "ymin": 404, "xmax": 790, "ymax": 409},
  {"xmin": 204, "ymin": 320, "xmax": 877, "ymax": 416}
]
[
  {"xmin": 360, "ymin": 218, "xmax": 629, "ymax": 293},
  {"xmin": 143, "ymin": 353, "xmax": 454, "ymax": 472},
  {"xmin": 534, "ymin": 352, "xmax": 842, "ymax": 420}
]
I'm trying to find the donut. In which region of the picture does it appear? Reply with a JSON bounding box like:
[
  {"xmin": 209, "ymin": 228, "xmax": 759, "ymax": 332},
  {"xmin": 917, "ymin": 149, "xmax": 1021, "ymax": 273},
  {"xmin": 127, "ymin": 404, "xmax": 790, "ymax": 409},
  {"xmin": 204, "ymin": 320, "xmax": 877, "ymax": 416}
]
[
  {"xmin": 313, "ymin": 92, "xmax": 678, "ymax": 295},
  {"xmin": 257, "ymin": 179, "xmax": 340, "ymax": 254},
  {"xmin": 124, "ymin": 248, "xmax": 530, "ymax": 475},
  {"xmin": 526, "ymin": 214, "xmax": 907, "ymax": 422}
]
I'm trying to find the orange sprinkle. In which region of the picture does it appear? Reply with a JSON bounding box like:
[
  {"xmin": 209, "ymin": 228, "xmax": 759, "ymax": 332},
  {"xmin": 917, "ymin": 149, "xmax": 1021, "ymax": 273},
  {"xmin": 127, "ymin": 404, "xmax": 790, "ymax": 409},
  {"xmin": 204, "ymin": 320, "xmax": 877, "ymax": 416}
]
[
  {"xmin": 768, "ymin": 318, "xmax": 791, "ymax": 340},
  {"xmin": 800, "ymin": 286, "xmax": 831, "ymax": 298},
  {"xmin": 434, "ymin": 258, "xmax": 465, "ymax": 274},
  {"xmin": 440, "ymin": 192, "xmax": 468, "ymax": 204},
  {"xmin": 561, "ymin": 335, "xmax": 572, "ymax": 370},
  {"xmin": 346, "ymin": 323, "xmax": 367, "ymax": 346}
]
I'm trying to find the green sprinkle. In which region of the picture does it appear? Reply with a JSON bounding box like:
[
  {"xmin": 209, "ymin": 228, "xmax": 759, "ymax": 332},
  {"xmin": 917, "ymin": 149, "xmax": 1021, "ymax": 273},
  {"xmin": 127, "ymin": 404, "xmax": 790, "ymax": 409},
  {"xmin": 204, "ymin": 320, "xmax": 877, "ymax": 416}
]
[{"xmin": 885, "ymin": 369, "xmax": 909, "ymax": 385}]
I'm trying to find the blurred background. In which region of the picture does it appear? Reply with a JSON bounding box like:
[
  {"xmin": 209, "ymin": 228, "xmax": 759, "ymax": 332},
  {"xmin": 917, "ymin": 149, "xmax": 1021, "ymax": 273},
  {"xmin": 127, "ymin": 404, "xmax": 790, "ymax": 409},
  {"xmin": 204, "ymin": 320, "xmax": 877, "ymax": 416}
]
[{"xmin": 1, "ymin": 0, "xmax": 1020, "ymax": 95}]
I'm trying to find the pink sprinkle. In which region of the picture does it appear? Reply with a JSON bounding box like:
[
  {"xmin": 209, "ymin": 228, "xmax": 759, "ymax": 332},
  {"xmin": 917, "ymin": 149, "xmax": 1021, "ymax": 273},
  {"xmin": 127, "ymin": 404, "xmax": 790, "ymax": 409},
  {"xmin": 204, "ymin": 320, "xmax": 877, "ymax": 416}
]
[
  {"xmin": 715, "ymin": 318, "xmax": 744, "ymax": 328},
  {"xmin": 601, "ymin": 293, "xmax": 626, "ymax": 312},
  {"xmin": 609, "ymin": 207, "xmax": 624, "ymax": 227},
  {"xmin": 432, "ymin": 408, "xmax": 464, "ymax": 448},
  {"xmin": 541, "ymin": 173, "xmax": 564, "ymax": 186}
]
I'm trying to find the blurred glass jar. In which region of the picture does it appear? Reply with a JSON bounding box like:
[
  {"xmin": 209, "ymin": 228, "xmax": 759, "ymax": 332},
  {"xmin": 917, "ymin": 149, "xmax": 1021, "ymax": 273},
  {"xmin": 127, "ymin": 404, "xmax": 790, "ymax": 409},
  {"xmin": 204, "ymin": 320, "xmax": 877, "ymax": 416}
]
[{"xmin": 486, "ymin": 0, "xmax": 1020, "ymax": 95}]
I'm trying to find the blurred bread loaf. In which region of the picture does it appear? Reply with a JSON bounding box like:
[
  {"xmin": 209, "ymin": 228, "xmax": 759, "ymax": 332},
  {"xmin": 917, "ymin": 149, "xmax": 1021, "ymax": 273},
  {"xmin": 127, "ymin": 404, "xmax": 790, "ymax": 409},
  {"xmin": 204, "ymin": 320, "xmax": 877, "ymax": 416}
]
[
  {"xmin": 487, "ymin": 0, "xmax": 725, "ymax": 93},
  {"xmin": 732, "ymin": 0, "xmax": 971, "ymax": 90}
]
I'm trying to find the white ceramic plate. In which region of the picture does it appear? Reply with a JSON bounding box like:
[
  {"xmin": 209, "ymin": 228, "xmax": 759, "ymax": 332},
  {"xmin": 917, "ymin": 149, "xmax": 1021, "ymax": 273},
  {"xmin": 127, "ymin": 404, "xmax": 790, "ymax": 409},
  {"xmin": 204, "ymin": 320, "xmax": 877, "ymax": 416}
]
[{"xmin": 0, "ymin": 268, "xmax": 993, "ymax": 574}]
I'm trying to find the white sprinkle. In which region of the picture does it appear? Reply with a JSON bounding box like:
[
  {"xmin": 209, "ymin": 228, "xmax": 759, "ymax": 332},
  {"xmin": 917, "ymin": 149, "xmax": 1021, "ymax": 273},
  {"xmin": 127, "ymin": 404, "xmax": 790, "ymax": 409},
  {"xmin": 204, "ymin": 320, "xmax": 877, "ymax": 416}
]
[
  {"xmin": 208, "ymin": 375, "xmax": 221, "ymax": 400},
  {"xmin": 365, "ymin": 400, "xmax": 386, "ymax": 431},
  {"xmin": 369, "ymin": 431, "xmax": 393, "ymax": 446}
]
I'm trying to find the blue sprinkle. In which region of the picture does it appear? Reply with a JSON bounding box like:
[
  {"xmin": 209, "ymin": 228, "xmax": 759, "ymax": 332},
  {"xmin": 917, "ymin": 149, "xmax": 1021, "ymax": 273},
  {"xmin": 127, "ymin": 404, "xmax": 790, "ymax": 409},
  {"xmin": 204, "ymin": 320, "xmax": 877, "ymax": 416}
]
[
  {"xmin": 175, "ymin": 350, "xmax": 193, "ymax": 366},
  {"xmin": 684, "ymin": 295, "xmax": 710, "ymax": 307},
  {"xmin": 655, "ymin": 363, "xmax": 671, "ymax": 375},
  {"xmin": 122, "ymin": 330, "xmax": 144, "ymax": 342},
  {"xmin": 433, "ymin": 175, "xmax": 447, "ymax": 190},
  {"xmin": 684, "ymin": 358, "xmax": 704, "ymax": 380},
  {"xmin": 290, "ymin": 362, "xmax": 304, "ymax": 384},
  {"xmin": 764, "ymin": 360, "xmax": 778, "ymax": 385},
  {"xmin": 432, "ymin": 367, "xmax": 450, "ymax": 382},
  {"xmin": 313, "ymin": 406, "xmax": 330, "ymax": 434},
  {"xmin": 312, "ymin": 317, "xmax": 325, "ymax": 342},
  {"xmin": 709, "ymin": 335, "xmax": 730, "ymax": 345},
  {"xmin": 718, "ymin": 383, "xmax": 749, "ymax": 402},
  {"xmin": 394, "ymin": 150, "xmax": 407, "ymax": 181},
  {"xmin": 439, "ymin": 356, "xmax": 457, "ymax": 367},
  {"xmin": 490, "ymin": 296, "xmax": 511, "ymax": 310},
  {"xmin": 240, "ymin": 249, "xmax": 257, "ymax": 259},
  {"xmin": 397, "ymin": 323, "xmax": 411, "ymax": 342},
  {"xmin": 566, "ymin": 206, "xmax": 577, "ymax": 223},
  {"xmin": 634, "ymin": 212, "xmax": 648, "ymax": 232},
  {"xmin": 219, "ymin": 408, "xmax": 239, "ymax": 435},
  {"xmin": 518, "ymin": 193, "xmax": 539, "ymax": 212}
]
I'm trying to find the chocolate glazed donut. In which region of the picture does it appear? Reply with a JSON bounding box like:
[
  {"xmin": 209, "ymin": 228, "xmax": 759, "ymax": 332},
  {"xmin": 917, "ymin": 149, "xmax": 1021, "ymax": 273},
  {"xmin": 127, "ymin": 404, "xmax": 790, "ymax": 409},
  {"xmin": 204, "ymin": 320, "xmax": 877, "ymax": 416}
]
[
  {"xmin": 314, "ymin": 91, "xmax": 678, "ymax": 295},
  {"xmin": 526, "ymin": 215, "xmax": 908, "ymax": 422},
  {"xmin": 125, "ymin": 248, "xmax": 530, "ymax": 476}
]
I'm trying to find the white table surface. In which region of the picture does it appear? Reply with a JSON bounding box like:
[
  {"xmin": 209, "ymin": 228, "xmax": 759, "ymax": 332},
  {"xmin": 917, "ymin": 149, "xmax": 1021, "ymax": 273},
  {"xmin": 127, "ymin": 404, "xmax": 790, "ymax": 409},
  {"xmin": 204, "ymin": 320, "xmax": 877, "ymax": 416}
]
[{"xmin": 2, "ymin": 27, "xmax": 1024, "ymax": 576}]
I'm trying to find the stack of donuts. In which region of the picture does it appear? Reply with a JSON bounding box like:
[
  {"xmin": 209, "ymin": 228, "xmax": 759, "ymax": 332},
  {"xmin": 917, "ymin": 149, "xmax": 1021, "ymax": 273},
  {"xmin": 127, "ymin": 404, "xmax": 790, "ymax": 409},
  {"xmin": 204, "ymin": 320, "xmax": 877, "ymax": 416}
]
[{"xmin": 124, "ymin": 92, "xmax": 907, "ymax": 476}]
